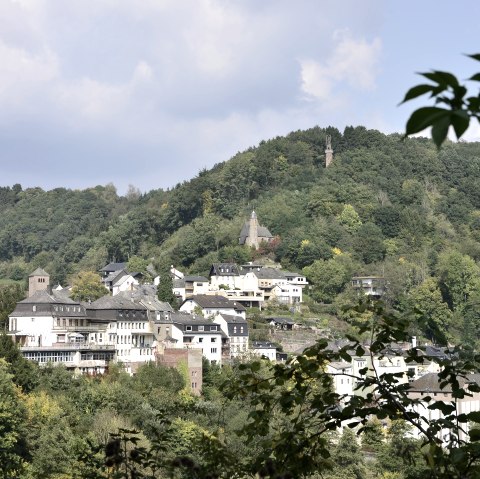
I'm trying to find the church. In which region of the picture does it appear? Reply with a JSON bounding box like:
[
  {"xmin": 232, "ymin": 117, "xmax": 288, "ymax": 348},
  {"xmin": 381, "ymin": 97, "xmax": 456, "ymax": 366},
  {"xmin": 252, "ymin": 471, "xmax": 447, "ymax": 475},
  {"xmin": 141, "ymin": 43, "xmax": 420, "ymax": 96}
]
[{"xmin": 239, "ymin": 211, "xmax": 274, "ymax": 249}]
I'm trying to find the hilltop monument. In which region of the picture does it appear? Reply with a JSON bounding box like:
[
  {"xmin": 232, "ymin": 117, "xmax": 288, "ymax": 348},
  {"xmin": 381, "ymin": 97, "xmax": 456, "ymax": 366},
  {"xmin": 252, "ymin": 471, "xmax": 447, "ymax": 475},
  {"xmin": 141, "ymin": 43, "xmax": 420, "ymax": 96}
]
[
  {"xmin": 239, "ymin": 211, "xmax": 274, "ymax": 249},
  {"xmin": 325, "ymin": 134, "xmax": 333, "ymax": 167}
]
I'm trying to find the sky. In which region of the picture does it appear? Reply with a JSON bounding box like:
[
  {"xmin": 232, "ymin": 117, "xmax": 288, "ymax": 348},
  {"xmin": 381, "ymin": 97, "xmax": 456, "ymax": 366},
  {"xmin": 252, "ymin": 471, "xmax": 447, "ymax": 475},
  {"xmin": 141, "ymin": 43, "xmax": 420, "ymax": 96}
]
[{"xmin": 0, "ymin": 0, "xmax": 479, "ymax": 195}]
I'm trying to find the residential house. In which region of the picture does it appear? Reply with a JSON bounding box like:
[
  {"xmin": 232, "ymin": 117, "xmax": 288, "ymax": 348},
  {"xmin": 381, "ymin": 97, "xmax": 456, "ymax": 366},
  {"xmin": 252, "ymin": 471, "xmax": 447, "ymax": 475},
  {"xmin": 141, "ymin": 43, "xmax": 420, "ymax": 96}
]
[
  {"xmin": 251, "ymin": 340, "xmax": 278, "ymax": 361},
  {"xmin": 268, "ymin": 317, "xmax": 296, "ymax": 330},
  {"xmin": 351, "ymin": 276, "xmax": 385, "ymax": 297},
  {"xmin": 213, "ymin": 313, "xmax": 249, "ymax": 359},
  {"xmin": 172, "ymin": 275, "xmax": 209, "ymax": 301},
  {"xmin": 180, "ymin": 294, "xmax": 247, "ymax": 320},
  {"xmin": 8, "ymin": 275, "xmax": 114, "ymax": 374},
  {"xmin": 155, "ymin": 312, "xmax": 224, "ymax": 364}
]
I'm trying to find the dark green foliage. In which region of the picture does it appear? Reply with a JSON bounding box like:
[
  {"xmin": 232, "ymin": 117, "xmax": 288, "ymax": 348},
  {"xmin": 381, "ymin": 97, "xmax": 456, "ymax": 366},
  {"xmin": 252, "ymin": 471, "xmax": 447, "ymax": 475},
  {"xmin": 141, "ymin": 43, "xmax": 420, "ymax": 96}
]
[
  {"xmin": 0, "ymin": 333, "xmax": 39, "ymax": 392},
  {"xmin": 0, "ymin": 283, "xmax": 24, "ymax": 330},
  {"xmin": 157, "ymin": 269, "xmax": 177, "ymax": 307}
]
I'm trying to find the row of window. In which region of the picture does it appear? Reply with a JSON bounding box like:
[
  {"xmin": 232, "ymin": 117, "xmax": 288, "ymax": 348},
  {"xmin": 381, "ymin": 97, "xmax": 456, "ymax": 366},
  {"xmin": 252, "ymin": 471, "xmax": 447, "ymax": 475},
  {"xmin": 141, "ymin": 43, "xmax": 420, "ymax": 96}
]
[
  {"xmin": 80, "ymin": 352, "xmax": 114, "ymax": 361},
  {"xmin": 184, "ymin": 325, "xmax": 218, "ymax": 332},
  {"xmin": 118, "ymin": 311, "xmax": 146, "ymax": 318},
  {"xmin": 53, "ymin": 305, "xmax": 82, "ymax": 313},
  {"xmin": 116, "ymin": 322, "xmax": 147, "ymax": 330},
  {"xmin": 23, "ymin": 351, "xmax": 73, "ymax": 363},
  {"xmin": 117, "ymin": 348, "xmax": 153, "ymax": 357},
  {"xmin": 56, "ymin": 318, "xmax": 88, "ymax": 327}
]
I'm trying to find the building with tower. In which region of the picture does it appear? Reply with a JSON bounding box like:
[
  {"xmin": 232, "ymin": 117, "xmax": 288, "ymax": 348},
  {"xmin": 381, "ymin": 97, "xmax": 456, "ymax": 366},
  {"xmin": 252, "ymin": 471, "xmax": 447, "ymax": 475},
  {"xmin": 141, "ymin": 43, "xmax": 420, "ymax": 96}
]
[
  {"xmin": 239, "ymin": 211, "xmax": 274, "ymax": 249},
  {"xmin": 28, "ymin": 268, "xmax": 50, "ymax": 297}
]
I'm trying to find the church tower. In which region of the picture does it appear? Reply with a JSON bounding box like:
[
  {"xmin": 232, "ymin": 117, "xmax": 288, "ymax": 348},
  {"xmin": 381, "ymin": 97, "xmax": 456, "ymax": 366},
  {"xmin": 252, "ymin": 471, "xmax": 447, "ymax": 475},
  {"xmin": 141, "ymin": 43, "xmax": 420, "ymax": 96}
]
[
  {"xmin": 28, "ymin": 268, "xmax": 50, "ymax": 297},
  {"xmin": 325, "ymin": 134, "xmax": 333, "ymax": 167},
  {"xmin": 246, "ymin": 210, "xmax": 259, "ymax": 249}
]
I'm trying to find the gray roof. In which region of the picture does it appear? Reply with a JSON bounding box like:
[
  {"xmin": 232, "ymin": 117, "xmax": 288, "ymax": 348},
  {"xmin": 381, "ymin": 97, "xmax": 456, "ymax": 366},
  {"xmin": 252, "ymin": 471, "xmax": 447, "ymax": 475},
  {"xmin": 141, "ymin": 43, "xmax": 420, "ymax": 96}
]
[
  {"xmin": 115, "ymin": 289, "xmax": 174, "ymax": 312},
  {"xmin": 239, "ymin": 218, "xmax": 273, "ymax": 245},
  {"xmin": 184, "ymin": 275, "xmax": 209, "ymax": 282},
  {"xmin": 100, "ymin": 262, "xmax": 127, "ymax": 272},
  {"xmin": 268, "ymin": 317, "xmax": 295, "ymax": 325},
  {"xmin": 218, "ymin": 313, "xmax": 247, "ymax": 324},
  {"xmin": 209, "ymin": 263, "xmax": 242, "ymax": 277},
  {"xmin": 18, "ymin": 289, "xmax": 77, "ymax": 305},
  {"xmin": 252, "ymin": 341, "xmax": 277, "ymax": 349},
  {"xmin": 184, "ymin": 294, "xmax": 246, "ymax": 311},
  {"xmin": 408, "ymin": 373, "xmax": 480, "ymax": 393},
  {"xmin": 88, "ymin": 295, "xmax": 147, "ymax": 311},
  {"xmin": 29, "ymin": 268, "xmax": 49, "ymax": 277},
  {"xmin": 254, "ymin": 267, "xmax": 286, "ymax": 280}
]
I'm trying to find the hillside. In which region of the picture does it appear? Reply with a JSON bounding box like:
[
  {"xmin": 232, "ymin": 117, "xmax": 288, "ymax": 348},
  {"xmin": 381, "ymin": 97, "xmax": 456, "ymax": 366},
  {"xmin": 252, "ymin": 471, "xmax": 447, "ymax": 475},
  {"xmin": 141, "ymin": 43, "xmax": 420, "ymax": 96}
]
[{"xmin": 2, "ymin": 125, "xmax": 480, "ymax": 345}]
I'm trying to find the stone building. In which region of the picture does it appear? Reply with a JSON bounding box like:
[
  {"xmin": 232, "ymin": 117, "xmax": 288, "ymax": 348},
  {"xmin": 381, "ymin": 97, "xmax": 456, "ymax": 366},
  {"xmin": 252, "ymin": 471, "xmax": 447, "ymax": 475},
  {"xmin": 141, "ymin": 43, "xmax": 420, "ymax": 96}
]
[{"xmin": 239, "ymin": 211, "xmax": 274, "ymax": 249}]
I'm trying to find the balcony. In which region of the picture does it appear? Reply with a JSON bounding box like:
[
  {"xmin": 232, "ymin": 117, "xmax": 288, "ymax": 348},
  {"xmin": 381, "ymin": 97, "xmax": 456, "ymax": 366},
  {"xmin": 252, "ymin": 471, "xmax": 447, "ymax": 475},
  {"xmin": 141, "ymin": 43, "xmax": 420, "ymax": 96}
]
[{"xmin": 53, "ymin": 325, "xmax": 107, "ymax": 332}]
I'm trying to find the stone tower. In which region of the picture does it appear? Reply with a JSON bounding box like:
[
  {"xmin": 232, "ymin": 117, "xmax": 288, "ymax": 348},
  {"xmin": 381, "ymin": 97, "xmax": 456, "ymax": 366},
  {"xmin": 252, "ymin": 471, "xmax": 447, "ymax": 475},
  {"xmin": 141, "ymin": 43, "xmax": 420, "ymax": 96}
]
[
  {"xmin": 246, "ymin": 210, "xmax": 259, "ymax": 249},
  {"xmin": 28, "ymin": 268, "xmax": 50, "ymax": 297},
  {"xmin": 325, "ymin": 134, "xmax": 333, "ymax": 167}
]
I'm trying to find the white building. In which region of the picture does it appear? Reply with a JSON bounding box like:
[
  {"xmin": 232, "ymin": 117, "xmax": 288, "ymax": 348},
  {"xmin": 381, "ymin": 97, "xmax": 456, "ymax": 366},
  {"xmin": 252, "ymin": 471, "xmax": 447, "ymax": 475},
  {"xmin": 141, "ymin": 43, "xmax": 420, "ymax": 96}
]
[
  {"xmin": 213, "ymin": 313, "xmax": 249, "ymax": 358},
  {"xmin": 180, "ymin": 294, "xmax": 247, "ymax": 320},
  {"xmin": 251, "ymin": 341, "xmax": 278, "ymax": 361}
]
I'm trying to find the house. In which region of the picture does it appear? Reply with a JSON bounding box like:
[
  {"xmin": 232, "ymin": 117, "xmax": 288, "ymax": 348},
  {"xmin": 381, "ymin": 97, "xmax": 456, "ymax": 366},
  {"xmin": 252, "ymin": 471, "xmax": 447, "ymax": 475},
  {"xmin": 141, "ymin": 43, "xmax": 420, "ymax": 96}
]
[
  {"xmin": 102, "ymin": 269, "xmax": 139, "ymax": 295},
  {"xmin": 325, "ymin": 361, "xmax": 354, "ymax": 398},
  {"xmin": 253, "ymin": 267, "xmax": 305, "ymax": 304},
  {"xmin": 172, "ymin": 275, "xmax": 209, "ymax": 301},
  {"xmin": 8, "ymin": 272, "xmax": 115, "ymax": 374},
  {"xmin": 239, "ymin": 211, "xmax": 274, "ymax": 249},
  {"xmin": 213, "ymin": 313, "xmax": 249, "ymax": 359},
  {"xmin": 209, "ymin": 263, "xmax": 244, "ymax": 290},
  {"xmin": 180, "ymin": 294, "xmax": 247, "ymax": 320},
  {"xmin": 407, "ymin": 373, "xmax": 480, "ymax": 442},
  {"xmin": 99, "ymin": 262, "xmax": 127, "ymax": 278},
  {"xmin": 155, "ymin": 312, "xmax": 224, "ymax": 364},
  {"xmin": 351, "ymin": 276, "xmax": 385, "ymax": 297},
  {"xmin": 268, "ymin": 317, "xmax": 296, "ymax": 330},
  {"xmin": 251, "ymin": 341, "xmax": 278, "ymax": 361}
]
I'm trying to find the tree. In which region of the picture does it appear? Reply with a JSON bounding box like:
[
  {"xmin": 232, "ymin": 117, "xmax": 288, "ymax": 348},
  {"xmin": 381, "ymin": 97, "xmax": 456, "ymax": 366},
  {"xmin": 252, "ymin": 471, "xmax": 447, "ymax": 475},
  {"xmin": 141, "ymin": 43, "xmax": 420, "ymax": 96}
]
[
  {"xmin": 402, "ymin": 53, "xmax": 480, "ymax": 147},
  {"xmin": 157, "ymin": 269, "xmax": 177, "ymax": 307},
  {"xmin": 71, "ymin": 271, "xmax": 109, "ymax": 302},
  {"xmin": 303, "ymin": 256, "xmax": 352, "ymax": 303},
  {"xmin": 0, "ymin": 283, "xmax": 24, "ymax": 331}
]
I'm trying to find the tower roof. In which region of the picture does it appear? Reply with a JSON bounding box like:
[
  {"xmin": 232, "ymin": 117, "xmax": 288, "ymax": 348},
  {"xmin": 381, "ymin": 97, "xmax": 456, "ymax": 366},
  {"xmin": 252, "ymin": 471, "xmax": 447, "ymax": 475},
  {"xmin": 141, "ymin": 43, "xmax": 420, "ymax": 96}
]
[{"xmin": 29, "ymin": 268, "xmax": 49, "ymax": 277}]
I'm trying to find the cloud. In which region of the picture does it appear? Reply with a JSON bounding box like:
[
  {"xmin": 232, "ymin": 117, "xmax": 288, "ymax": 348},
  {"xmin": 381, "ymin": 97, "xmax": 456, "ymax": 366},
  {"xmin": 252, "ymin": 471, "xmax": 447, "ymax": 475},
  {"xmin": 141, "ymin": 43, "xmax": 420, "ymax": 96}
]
[{"xmin": 300, "ymin": 31, "xmax": 382, "ymax": 101}]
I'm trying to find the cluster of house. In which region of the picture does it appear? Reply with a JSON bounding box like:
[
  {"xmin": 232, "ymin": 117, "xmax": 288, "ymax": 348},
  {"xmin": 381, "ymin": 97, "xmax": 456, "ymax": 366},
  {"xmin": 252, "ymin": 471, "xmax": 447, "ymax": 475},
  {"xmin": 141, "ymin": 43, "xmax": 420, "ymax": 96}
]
[{"xmin": 8, "ymin": 268, "xmax": 291, "ymax": 393}]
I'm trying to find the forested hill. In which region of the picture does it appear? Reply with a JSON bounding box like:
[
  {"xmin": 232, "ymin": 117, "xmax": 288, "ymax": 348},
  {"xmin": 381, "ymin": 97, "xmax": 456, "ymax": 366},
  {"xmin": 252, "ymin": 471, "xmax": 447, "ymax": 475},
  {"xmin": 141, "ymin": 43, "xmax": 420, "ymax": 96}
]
[{"xmin": 2, "ymin": 126, "xmax": 480, "ymax": 322}]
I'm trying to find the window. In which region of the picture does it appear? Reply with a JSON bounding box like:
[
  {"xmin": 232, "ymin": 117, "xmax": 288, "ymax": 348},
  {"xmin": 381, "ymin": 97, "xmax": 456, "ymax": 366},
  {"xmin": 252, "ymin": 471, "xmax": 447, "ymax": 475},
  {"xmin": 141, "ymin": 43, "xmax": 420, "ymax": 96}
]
[
  {"xmin": 211, "ymin": 348, "xmax": 217, "ymax": 354},
  {"xmin": 211, "ymin": 325, "xmax": 217, "ymax": 331},
  {"xmin": 186, "ymin": 326, "xmax": 192, "ymax": 331},
  {"xmin": 198, "ymin": 326, "xmax": 204, "ymax": 331},
  {"xmin": 211, "ymin": 337, "xmax": 216, "ymax": 342},
  {"xmin": 199, "ymin": 338, "xmax": 203, "ymax": 343}
]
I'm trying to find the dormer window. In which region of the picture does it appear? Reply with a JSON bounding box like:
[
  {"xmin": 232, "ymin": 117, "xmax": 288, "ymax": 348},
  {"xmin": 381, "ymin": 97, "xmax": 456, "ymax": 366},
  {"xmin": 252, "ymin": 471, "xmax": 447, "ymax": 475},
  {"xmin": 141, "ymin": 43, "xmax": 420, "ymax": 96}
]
[
  {"xmin": 186, "ymin": 326, "xmax": 192, "ymax": 331},
  {"xmin": 32, "ymin": 305, "xmax": 36, "ymax": 312}
]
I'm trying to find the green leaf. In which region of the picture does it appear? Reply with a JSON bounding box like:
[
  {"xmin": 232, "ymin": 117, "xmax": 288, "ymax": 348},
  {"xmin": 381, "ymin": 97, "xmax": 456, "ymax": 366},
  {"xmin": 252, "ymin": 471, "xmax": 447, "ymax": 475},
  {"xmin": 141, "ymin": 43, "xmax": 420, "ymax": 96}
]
[
  {"xmin": 470, "ymin": 428, "xmax": 480, "ymax": 441},
  {"xmin": 421, "ymin": 70, "xmax": 459, "ymax": 87},
  {"xmin": 431, "ymin": 113, "xmax": 451, "ymax": 148},
  {"xmin": 468, "ymin": 73, "xmax": 480, "ymax": 82},
  {"xmin": 467, "ymin": 53, "xmax": 480, "ymax": 62},
  {"xmin": 405, "ymin": 106, "xmax": 449, "ymax": 136},
  {"xmin": 451, "ymin": 110, "xmax": 470, "ymax": 139},
  {"xmin": 400, "ymin": 84, "xmax": 434, "ymax": 104},
  {"xmin": 468, "ymin": 411, "xmax": 480, "ymax": 423}
]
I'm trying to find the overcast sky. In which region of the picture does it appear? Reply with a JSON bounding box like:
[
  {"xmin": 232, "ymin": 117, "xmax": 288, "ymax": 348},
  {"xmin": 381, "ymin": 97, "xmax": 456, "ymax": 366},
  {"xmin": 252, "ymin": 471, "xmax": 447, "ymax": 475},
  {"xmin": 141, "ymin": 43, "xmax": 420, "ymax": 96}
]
[{"xmin": 0, "ymin": 0, "xmax": 479, "ymax": 195}]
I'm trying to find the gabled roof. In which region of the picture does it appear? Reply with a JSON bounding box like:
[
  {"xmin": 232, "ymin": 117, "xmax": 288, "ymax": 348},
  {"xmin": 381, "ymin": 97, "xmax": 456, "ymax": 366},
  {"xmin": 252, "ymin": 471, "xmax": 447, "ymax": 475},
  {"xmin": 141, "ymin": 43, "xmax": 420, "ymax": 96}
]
[
  {"xmin": 183, "ymin": 294, "xmax": 246, "ymax": 311},
  {"xmin": 29, "ymin": 268, "xmax": 49, "ymax": 277},
  {"xmin": 252, "ymin": 341, "xmax": 277, "ymax": 349},
  {"xmin": 218, "ymin": 313, "xmax": 247, "ymax": 324},
  {"xmin": 268, "ymin": 317, "xmax": 295, "ymax": 325},
  {"xmin": 184, "ymin": 275, "xmax": 209, "ymax": 282},
  {"xmin": 408, "ymin": 373, "xmax": 480, "ymax": 393},
  {"xmin": 116, "ymin": 289, "xmax": 174, "ymax": 312},
  {"xmin": 173, "ymin": 278, "xmax": 185, "ymax": 288},
  {"xmin": 18, "ymin": 289, "xmax": 77, "ymax": 305},
  {"xmin": 88, "ymin": 295, "xmax": 147, "ymax": 311},
  {"xmin": 99, "ymin": 262, "xmax": 127, "ymax": 272},
  {"xmin": 209, "ymin": 263, "xmax": 242, "ymax": 277},
  {"xmin": 253, "ymin": 267, "xmax": 286, "ymax": 280}
]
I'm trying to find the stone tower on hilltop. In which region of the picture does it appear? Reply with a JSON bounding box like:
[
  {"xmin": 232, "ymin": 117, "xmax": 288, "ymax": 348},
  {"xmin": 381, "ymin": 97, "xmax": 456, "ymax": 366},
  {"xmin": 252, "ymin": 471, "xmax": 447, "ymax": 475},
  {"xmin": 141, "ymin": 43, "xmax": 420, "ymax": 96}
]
[
  {"xmin": 28, "ymin": 268, "xmax": 50, "ymax": 297},
  {"xmin": 239, "ymin": 211, "xmax": 274, "ymax": 249},
  {"xmin": 325, "ymin": 134, "xmax": 333, "ymax": 167}
]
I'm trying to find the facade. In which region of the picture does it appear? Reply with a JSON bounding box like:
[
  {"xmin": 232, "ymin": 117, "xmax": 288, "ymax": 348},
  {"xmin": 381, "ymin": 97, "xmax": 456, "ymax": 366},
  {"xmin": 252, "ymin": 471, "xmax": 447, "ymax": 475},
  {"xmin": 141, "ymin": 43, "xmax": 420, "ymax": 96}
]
[
  {"xmin": 251, "ymin": 341, "xmax": 278, "ymax": 361},
  {"xmin": 8, "ymin": 289, "xmax": 114, "ymax": 374},
  {"xmin": 351, "ymin": 276, "xmax": 385, "ymax": 297},
  {"xmin": 239, "ymin": 211, "xmax": 274, "ymax": 249},
  {"xmin": 155, "ymin": 312, "xmax": 224, "ymax": 364},
  {"xmin": 213, "ymin": 313, "xmax": 249, "ymax": 358},
  {"xmin": 158, "ymin": 348, "xmax": 203, "ymax": 395},
  {"xmin": 172, "ymin": 275, "xmax": 209, "ymax": 301}
]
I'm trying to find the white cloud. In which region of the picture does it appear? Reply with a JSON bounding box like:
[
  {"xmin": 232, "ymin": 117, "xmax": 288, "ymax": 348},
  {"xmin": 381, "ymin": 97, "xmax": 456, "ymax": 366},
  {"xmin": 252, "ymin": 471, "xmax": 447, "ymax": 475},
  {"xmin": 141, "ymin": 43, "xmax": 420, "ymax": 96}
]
[{"xmin": 300, "ymin": 31, "xmax": 382, "ymax": 101}]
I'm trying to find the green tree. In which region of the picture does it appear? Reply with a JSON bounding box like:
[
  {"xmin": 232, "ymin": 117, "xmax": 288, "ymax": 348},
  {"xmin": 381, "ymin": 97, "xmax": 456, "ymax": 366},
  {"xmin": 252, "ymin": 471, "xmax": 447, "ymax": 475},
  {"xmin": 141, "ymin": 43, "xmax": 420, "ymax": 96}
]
[
  {"xmin": 71, "ymin": 271, "xmax": 109, "ymax": 302},
  {"xmin": 0, "ymin": 283, "xmax": 24, "ymax": 331},
  {"xmin": 303, "ymin": 256, "xmax": 353, "ymax": 303},
  {"xmin": 157, "ymin": 269, "xmax": 177, "ymax": 307},
  {"xmin": 0, "ymin": 359, "xmax": 28, "ymax": 478},
  {"xmin": 409, "ymin": 278, "xmax": 452, "ymax": 344},
  {"xmin": 338, "ymin": 204, "xmax": 362, "ymax": 233}
]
